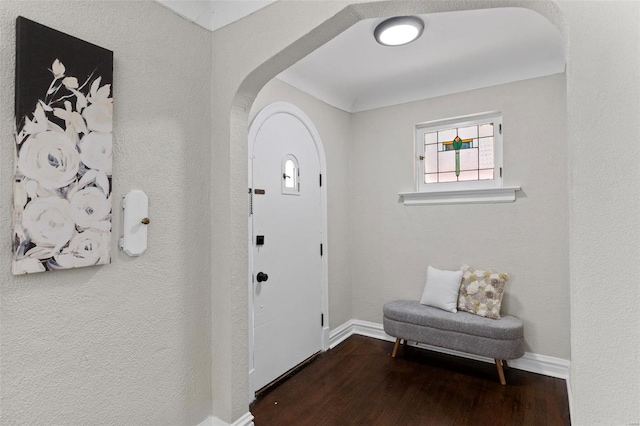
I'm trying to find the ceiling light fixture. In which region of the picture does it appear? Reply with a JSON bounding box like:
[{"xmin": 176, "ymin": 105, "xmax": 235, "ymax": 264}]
[{"xmin": 374, "ymin": 16, "xmax": 424, "ymax": 46}]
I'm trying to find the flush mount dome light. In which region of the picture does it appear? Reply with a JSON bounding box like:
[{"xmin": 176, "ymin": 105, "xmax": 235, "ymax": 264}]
[{"xmin": 374, "ymin": 16, "xmax": 424, "ymax": 46}]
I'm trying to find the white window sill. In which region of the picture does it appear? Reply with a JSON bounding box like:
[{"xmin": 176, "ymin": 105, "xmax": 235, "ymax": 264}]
[{"xmin": 399, "ymin": 186, "xmax": 521, "ymax": 206}]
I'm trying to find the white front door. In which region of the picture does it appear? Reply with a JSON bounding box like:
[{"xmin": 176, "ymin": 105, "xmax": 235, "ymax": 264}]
[{"xmin": 249, "ymin": 104, "xmax": 324, "ymax": 394}]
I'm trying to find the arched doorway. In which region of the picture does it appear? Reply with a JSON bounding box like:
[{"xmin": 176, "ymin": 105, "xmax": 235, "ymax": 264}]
[
  {"xmin": 247, "ymin": 102, "xmax": 329, "ymax": 398},
  {"xmin": 210, "ymin": 1, "xmax": 567, "ymax": 422}
]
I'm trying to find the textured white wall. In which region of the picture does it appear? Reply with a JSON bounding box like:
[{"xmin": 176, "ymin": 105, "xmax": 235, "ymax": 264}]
[
  {"xmin": 0, "ymin": 2, "xmax": 212, "ymax": 424},
  {"xmin": 563, "ymin": 1, "xmax": 640, "ymax": 424},
  {"xmin": 250, "ymin": 78, "xmax": 353, "ymax": 329},
  {"xmin": 350, "ymin": 74, "xmax": 570, "ymax": 358},
  {"xmin": 2, "ymin": 1, "xmax": 637, "ymax": 425}
]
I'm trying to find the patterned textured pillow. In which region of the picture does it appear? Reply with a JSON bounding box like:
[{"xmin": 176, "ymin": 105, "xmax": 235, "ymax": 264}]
[{"xmin": 457, "ymin": 265, "xmax": 509, "ymax": 319}]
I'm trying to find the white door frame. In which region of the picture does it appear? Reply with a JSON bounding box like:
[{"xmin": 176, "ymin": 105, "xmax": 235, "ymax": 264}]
[{"xmin": 247, "ymin": 101, "xmax": 329, "ymax": 399}]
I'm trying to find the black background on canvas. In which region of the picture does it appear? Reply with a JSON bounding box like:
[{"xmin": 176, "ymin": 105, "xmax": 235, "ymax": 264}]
[{"xmin": 15, "ymin": 16, "xmax": 113, "ymax": 128}]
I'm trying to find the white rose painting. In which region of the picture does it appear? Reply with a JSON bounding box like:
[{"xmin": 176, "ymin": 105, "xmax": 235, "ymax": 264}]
[{"xmin": 13, "ymin": 17, "xmax": 113, "ymax": 274}]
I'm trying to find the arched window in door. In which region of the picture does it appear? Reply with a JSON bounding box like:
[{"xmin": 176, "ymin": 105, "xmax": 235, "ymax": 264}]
[{"xmin": 282, "ymin": 154, "xmax": 300, "ymax": 195}]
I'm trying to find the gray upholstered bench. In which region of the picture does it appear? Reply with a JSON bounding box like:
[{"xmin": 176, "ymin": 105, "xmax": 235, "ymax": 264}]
[{"xmin": 383, "ymin": 300, "xmax": 524, "ymax": 385}]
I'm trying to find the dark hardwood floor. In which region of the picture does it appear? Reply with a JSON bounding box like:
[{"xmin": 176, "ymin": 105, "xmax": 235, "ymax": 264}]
[{"xmin": 250, "ymin": 335, "xmax": 570, "ymax": 426}]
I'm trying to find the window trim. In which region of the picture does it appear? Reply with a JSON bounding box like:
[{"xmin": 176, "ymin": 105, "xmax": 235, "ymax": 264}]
[
  {"xmin": 415, "ymin": 111, "xmax": 503, "ymax": 192},
  {"xmin": 400, "ymin": 111, "xmax": 520, "ymax": 206},
  {"xmin": 399, "ymin": 186, "xmax": 520, "ymax": 206}
]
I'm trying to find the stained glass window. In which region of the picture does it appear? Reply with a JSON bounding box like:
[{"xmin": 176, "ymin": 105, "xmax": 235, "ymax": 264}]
[{"xmin": 416, "ymin": 112, "xmax": 502, "ymax": 192}]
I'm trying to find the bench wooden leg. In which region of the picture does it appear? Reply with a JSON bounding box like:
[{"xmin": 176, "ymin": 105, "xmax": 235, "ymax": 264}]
[
  {"xmin": 502, "ymin": 360, "xmax": 509, "ymax": 370},
  {"xmin": 495, "ymin": 359, "xmax": 506, "ymax": 385},
  {"xmin": 392, "ymin": 338, "xmax": 401, "ymax": 358}
]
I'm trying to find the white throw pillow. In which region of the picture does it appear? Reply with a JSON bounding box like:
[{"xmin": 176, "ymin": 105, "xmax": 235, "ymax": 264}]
[{"xmin": 420, "ymin": 266, "xmax": 463, "ymax": 313}]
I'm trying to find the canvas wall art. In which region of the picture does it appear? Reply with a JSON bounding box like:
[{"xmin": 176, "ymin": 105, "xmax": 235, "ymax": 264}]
[{"xmin": 12, "ymin": 17, "xmax": 113, "ymax": 275}]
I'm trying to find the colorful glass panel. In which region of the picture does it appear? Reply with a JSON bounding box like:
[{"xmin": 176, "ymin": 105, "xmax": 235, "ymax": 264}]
[
  {"xmin": 424, "ymin": 143, "xmax": 438, "ymax": 174},
  {"xmin": 479, "ymin": 137, "xmax": 494, "ymax": 169},
  {"xmin": 437, "ymin": 128, "xmax": 456, "ymax": 142},
  {"xmin": 479, "ymin": 169, "xmax": 494, "ymax": 180},
  {"xmin": 425, "ymin": 132, "xmax": 437, "ymax": 145},
  {"xmin": 459, "ymin": 148, "xmax": 478, "ymax": 171},
  {"xmin": 425, "ymin": 173, "xmax": 438, "ymax": 183},
  {"xmin": 422, "ymin": 121, "xmax": 495, "ymax": 185},
  {"xmin": 442, "ymin": 139, "xmax": 472, "ymax": 151},
  {"xmin": 438, "ymin": 150, "xmax": 456, "ymax": 173},
  {"xmin": 458, "ymin": 170, "xmax": 479, "ymax": 181},
  {"xmin": 457, "ymin": 125, "xmax": 478, "ymax": 140},
  {"xmin": 479, "ymin": 123, "xmax": 493, "ymax": 137},
  {"xmin": 438, "ymin": 172, "xmax": 458, "ymax": 182}
]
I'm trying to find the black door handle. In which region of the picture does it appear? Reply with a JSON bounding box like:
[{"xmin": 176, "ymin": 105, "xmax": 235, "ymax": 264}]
[{"xmin": 256, "ymin": 272, "xmax": 268, "ymax": 283}]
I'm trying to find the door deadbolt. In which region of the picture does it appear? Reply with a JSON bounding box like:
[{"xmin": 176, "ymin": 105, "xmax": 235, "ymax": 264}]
[{"xmin": 256, "ymin": 272, "xmax": 268, "ymax": 283}]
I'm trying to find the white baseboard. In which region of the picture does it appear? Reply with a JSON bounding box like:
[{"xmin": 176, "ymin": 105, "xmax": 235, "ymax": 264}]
[
  {"xmin": 329, "ymin": 319, "xmax": 571, "ymax": 380},
  {"xmin": 232, "ymin": 412, "xmax": 255, "ymax": 426},
  {"xmin": 198, "ymin": 412, "xmax": 254, "ymax": 426},
  {"xmin": 197, "ymin": 416, "xmax": 215, "ymax": 426},
  {"xmin": 328, "ymin": 320, "xmax": 353, "ymax": 348}
]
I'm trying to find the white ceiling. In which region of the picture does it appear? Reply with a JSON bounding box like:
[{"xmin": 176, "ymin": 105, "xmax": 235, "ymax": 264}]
[
  {"xmin": 157, "ymin": 3, "xmax": 565, "ymax": 114},
  {"xmin": 277, "ymin": 7, "xmax": 566, "ymax": 113},
  {"xmin": 156, "ymin": 0, "xmax": 276, "ymax": 32}
]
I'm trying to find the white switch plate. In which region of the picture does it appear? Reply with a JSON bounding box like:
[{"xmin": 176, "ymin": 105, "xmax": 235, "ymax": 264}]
[{"xmin": 120, "ymin": 190, "xmax": 149, "ymax": 256}]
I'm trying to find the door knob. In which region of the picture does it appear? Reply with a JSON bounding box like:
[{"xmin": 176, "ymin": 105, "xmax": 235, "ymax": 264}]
[{"xmin": 256, "ymin": 272, "xmax": 268, "ymax": 283}]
